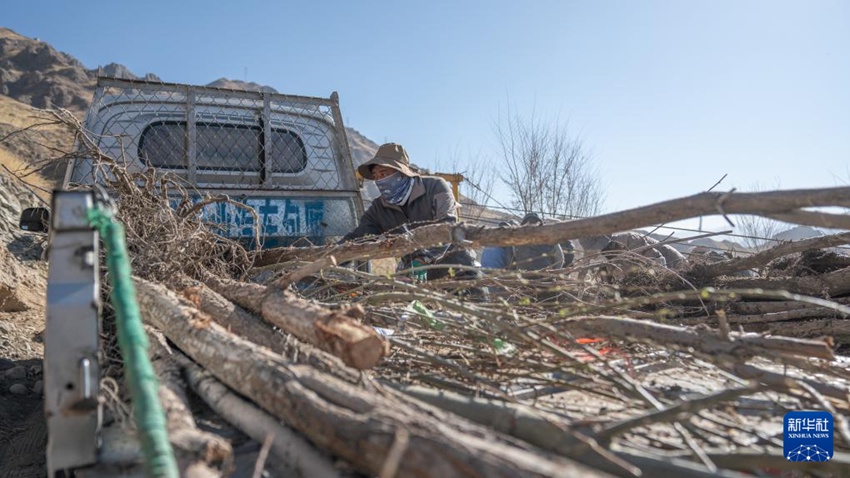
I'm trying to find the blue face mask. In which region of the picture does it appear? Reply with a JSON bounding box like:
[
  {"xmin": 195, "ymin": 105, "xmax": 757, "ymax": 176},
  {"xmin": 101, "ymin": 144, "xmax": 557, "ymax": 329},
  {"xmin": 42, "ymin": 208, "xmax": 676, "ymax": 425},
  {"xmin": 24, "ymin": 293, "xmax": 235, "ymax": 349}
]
[{"xmin": 375, "ymin": 172, "xmax": 414, "ymax": 205}]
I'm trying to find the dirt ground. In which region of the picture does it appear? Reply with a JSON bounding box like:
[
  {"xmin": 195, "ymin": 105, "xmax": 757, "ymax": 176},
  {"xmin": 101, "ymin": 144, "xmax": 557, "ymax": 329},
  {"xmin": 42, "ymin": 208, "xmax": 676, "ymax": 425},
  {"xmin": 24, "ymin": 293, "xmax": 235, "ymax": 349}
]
[
  {"xmin": 0, "ymin": 301, "xmax": 48, "ymax": 477},
  {"xmin": 0, "ymin": 168, "xmax": 50, "ymax": 476},
  {"xmin": 0, "ymin": 221, "xmax": 288, "ymax": 476}
]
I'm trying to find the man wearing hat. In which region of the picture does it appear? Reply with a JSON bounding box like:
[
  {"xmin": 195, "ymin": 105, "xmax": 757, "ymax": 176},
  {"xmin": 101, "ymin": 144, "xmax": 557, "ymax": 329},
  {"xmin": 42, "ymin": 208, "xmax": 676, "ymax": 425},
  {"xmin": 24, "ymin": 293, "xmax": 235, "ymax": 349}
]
[{"xmin": 342, "ymin": 143, "xmax": 482, "ymax": 287}]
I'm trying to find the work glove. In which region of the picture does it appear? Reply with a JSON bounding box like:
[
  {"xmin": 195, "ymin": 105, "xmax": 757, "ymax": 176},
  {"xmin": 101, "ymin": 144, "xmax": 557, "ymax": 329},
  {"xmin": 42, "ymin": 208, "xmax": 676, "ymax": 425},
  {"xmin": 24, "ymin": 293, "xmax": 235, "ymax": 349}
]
[{"xmin": 410, "ymin": 257, "xmax": 428, "ymax": 282}]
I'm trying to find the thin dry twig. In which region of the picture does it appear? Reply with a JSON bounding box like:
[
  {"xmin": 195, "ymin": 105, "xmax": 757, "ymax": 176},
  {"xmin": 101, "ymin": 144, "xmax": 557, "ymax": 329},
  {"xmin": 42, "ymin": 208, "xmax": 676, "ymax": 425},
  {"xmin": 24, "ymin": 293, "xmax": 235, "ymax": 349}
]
[
  {"xmin": 17, "ymin": 109, "xmax": 850, "ymax": 476},
  {"xmin": 252, "ymin": 432, "xmax": 274, "ymax": 478}
]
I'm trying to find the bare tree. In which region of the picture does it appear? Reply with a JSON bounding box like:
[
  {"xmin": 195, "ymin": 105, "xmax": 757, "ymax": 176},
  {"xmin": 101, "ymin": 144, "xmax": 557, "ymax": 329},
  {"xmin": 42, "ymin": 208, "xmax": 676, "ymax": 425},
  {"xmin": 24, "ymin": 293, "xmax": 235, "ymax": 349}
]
[
  {"xmin": 493, "ymin": 104, "xmax": 603, "ymax": 220},
  {"xmin": 431, "ymin": 147, "xmax": 499, "ymax": 223},
  {"xmin": 458, "ymin": 152, "xmax": 499, "ymax": 222},
  {"xmin": 736, "ymin": 215, "xmax": 787, "ymax": 252},
  {"xmin": 734, "ymin": 182, "xmax": 790, "ymax": 251}
]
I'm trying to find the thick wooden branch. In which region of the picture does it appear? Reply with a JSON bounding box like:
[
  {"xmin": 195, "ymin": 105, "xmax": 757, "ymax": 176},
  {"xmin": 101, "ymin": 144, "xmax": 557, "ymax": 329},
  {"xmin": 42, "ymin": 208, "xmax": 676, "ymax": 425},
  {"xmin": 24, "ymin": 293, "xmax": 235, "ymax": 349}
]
[
  {"xmin": 766, "ymin": 209, "xmax": 850, "ymax": 229},
  {"xmin": 134, "ymin": 278, "xmax": 607, "ymax": 478},
  {"xmin": 395, "ymin": 385, "xmax": 640, "ymax": 477},
  {"xmin": 174, "ymin": 352, "xmax": 341, "ymax": 478},
  {"xmin": 178, "ymin": 280, "xmax": 359, "ymax": 382},
  {"xmin": 767, "ymin": 318, "xmax": 850, "ymax": 339},
  {"xmin": 395, "ymin": 386, "xmax": 760, "ymax": 478},
  {"xmin": 200, "ymin": 273, "xmax": 388, "ymax": 370},
  {"xmin": 559, "ymin": 316, "xmax": 835, "ymax": 361},
  {"xmin": 725, "ymin": 363, "xmax": 849, "ymax": 403},
  {"xmin": 700, "ymin": 232, "xmax": 850, "ymax": 277},
  {"xmin": 728, "ymin": 307, "xmax": 845, "ymax": 324},
  {"xmin": 724, "ymin": 266, "xmax": 850, "ymax": 297},
  {"xmin": 595, "ymin": 385, "xmax": 761, "ymax": 442},
  {"xmin": 147, "ymin": 329, "xmax": 233, "ymax": 475},
  {"xmin": 705, "ymin": 451, "xmax": 850, "ymax": 474},
  {"xmin": 729, "ymin": 297, "xmax": 850, "ymax": 319},
  {"xmin": 728, "ymin": 334, "xmax": 837, "ymax": 359},
  {"xmin": 253, "ymin": 186, "xmax": 850, "ymax": 267}
]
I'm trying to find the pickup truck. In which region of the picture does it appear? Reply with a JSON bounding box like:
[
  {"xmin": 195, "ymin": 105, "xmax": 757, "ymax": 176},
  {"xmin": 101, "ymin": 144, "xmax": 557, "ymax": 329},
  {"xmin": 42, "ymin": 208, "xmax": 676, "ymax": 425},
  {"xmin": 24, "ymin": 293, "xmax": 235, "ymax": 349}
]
[
  {"xmin": 20, "ymin": 77, "xmax": 367, "ymax": 476},
  {"xmin": 64, "ymin": 77, "xmax": 364, "ymax": 248}
]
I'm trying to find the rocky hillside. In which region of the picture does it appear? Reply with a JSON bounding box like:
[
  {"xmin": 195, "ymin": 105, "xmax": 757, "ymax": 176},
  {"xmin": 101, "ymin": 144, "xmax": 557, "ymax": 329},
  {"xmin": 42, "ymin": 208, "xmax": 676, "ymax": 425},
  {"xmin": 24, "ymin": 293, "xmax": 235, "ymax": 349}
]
[
  {"xmin": 0, "ymin": 27, "xmax": 93, "ymax": 113},
  {"xmin": 0, "ymin": 26, "xmax": 377, "ymax": 169},
  {"xmin": 0, "ymin": 169, "xmax": 47, "ymax": 303},
  {"xmin": 206, "ymin": 77, "xmax": 278, "ymax": 94},
  {"xmin": 0, "ymin": 27, "xmax": 162, "ymax": 113},
  {"xmin": 0, "ymin": 93, "xmax": 74, "ymax": 184},
  {"xmin": 344, "ymin": 127, "xmax": 380, "ymax": 165}
]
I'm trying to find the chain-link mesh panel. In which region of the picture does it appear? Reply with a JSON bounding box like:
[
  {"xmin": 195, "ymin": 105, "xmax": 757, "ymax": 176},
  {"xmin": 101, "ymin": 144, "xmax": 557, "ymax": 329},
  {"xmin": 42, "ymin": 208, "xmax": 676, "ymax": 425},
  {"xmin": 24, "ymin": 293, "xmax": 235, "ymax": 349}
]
[
  {"xmin": 69, "ymin": 78, "xmax": 359, "ymax": 193},
  {"xmin": 68, "ymin": 78, "xmax": 363, "ymax": 248}
]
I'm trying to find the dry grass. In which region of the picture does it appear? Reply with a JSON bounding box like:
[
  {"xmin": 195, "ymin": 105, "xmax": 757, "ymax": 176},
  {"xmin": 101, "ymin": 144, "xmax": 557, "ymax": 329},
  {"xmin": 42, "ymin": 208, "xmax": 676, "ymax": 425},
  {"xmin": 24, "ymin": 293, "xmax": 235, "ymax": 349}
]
[
  {"xmin": 0, "ymin": 27, "xmax": 28, "ymax": 41},
  {"xmin": 0, "ymin": 95, "xmax": 75, "ymax": 187},
  {"xmin": 0, "ymin": 146, "xmax": 53, "ymax": 202},
  {"xmin": 0, "ymin": 95, "xmax": 53, "ymax": 131}
]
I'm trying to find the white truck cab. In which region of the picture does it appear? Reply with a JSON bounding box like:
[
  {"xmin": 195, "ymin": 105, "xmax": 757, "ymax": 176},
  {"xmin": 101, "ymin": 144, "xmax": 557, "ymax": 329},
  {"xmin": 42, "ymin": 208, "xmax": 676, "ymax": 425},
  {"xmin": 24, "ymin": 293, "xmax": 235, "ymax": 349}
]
[{"xmin": 65, "ymin": 77, "xmax": 364, "ymax": 248}]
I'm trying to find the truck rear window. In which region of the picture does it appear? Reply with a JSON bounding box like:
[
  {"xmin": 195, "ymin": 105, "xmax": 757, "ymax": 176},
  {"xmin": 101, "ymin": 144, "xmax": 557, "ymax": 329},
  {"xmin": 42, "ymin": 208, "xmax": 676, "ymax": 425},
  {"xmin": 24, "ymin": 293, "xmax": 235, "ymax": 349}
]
[{"xmin": 138, "ymin": 122, "xmax": 307, "ymax": 173}]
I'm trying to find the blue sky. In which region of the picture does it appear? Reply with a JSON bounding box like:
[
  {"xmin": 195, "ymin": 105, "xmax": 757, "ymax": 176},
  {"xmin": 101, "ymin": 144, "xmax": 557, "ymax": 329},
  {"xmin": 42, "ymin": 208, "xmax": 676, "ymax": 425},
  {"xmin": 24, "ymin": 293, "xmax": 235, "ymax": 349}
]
[{"xmin": 5, "ymin": 0, "xmax": 849, "ymax": 238}]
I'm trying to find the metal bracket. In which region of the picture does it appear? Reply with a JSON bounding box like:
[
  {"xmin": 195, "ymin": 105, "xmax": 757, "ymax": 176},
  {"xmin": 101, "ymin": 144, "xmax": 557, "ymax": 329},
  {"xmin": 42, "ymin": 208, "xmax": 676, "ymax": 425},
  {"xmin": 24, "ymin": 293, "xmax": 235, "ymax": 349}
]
[{"xmin": 45, "ymin": 191, "xmax": 102, "ymax": 476}]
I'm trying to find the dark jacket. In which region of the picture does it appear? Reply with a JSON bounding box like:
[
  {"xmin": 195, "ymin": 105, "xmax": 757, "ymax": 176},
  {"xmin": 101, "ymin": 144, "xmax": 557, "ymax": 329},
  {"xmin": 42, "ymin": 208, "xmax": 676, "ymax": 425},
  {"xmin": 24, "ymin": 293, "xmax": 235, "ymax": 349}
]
[
  {"xmin": 343, "ymin": 176, "xmax": 457, "ymax": 240},
  {"xmin": 343, "ymin": 176, "xmax": 477, "ymax": 281}
]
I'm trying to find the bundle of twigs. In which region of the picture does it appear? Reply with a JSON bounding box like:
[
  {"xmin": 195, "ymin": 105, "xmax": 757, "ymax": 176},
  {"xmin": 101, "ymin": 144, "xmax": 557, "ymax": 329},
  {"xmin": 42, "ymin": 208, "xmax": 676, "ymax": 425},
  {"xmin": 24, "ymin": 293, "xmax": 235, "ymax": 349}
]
[{"xmin": 9, "ymin": 110, "xmax": 850, "ymax": 477}]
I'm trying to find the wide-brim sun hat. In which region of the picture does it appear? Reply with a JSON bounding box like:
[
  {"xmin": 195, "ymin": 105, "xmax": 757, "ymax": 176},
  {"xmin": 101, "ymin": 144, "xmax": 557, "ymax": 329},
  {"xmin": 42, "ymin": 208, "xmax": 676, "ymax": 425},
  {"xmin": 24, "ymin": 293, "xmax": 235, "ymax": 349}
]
[{"xmin": 358, "ymin": 143, "xmax": 419, "ymax": 180}]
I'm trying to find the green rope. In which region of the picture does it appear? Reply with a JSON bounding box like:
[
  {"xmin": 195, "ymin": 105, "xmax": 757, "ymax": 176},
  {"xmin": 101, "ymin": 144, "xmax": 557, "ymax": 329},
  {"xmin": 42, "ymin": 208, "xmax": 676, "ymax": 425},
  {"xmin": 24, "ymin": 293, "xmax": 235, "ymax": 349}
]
[{"xmin": 87, "ymin": 206, "xmax": 179, "ymax": 478}]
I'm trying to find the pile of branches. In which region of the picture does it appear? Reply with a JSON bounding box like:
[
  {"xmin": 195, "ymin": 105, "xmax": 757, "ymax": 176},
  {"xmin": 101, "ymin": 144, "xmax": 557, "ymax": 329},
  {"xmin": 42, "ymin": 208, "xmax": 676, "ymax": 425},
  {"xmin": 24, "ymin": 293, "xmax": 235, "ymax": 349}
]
[
  {"xmin": 10, "ymin": 110, "xmax": 850, "ymax": 477},
  {"xmin": 246, "ymin": 217, "xmax": 850, "ymax": 477}
]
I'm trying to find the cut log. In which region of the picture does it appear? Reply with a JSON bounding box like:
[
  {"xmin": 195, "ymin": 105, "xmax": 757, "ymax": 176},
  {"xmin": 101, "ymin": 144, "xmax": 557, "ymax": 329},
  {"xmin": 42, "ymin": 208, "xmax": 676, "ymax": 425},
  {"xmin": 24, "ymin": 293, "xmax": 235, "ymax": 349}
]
[
  {"xmin": 728, "ymin": 307, "xmax": 844, "ymax": 324},
  {"xmin": 253, "ymin": 186, "xmax": 850, "ymax": 267},
  {"xmin": 699, "ymin": 232, "xmax": 850, "ymax": 277},
  {"xmin": 731, "ymin": 300, "xmax": 818, "ymax": 315},
  {"xmin": 201, "ymin": 273, "xmax": 388, "ymax": 370},
  {"xmin": 767, "ymin": 318, "xmax": 850, "ymax": 340},
  {"xmin": 134, "ymin": 277, "xmax": 609, "ymax": 478},
  {"xmin": 174, "ymin": 351, "xmax": 341, "ymax": 478},
  {"xmin": 724, "ymin": 266, "xmax": 850, "ymax": 297},
  {"xmin": 395, "ymin": 384, "xmax": 640, "ymax": 477},
  {"xmin": 148, "ymin": 329, "xmax": 233, "ymax": 474},
  {"xmin": 178, "ymin": 280, "xmax": 359, "ymax": 383},
  {"xmin": 559, "ymin": 316, "xmax": 835, "ymax": 361},
  {"xmin": 177, "ymin": 280, "xmax": 282, "ymax": 353}
]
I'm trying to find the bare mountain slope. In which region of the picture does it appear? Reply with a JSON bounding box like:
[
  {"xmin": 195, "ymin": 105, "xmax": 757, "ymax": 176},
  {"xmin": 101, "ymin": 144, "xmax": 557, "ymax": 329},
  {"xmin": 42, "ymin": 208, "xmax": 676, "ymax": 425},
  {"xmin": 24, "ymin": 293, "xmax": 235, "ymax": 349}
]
[
  {"xmin": 0, "ymin": 27, "xmax": 94, "ymax": 112},
  {"xmin": 0, "ymin": 26, "xmax": 515, "ymax": 224},
  {"xmin": 0, "ymin": 26, "xmax": 377, "ymax": 168},
  {"xmin": 344, "ymin": 126, "xmax": 380, "ymax": 166},
  {"xmin": 206, "ymin": 77, "xmax": 278, "ymax": 94},
  {"xmin": 0, "ymin": 26, "xmax": 504, "ymax": 225},
  {"xmin": 0, "ymin": 94, "xmax": 74, "ymax": 185}
]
